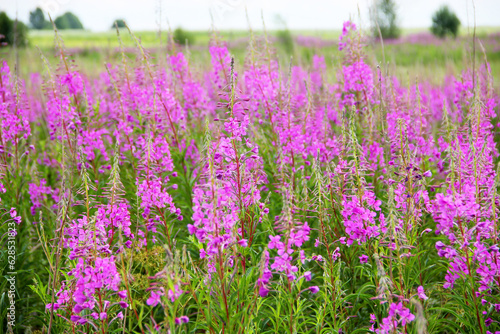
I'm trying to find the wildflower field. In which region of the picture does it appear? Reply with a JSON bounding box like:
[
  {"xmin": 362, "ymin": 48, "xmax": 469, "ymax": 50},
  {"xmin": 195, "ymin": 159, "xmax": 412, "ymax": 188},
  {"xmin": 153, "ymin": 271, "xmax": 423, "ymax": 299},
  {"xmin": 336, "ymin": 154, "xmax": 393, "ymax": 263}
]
[{"xmin": 1, "ymin": 21, "xmax": 500, "ymax": 334}]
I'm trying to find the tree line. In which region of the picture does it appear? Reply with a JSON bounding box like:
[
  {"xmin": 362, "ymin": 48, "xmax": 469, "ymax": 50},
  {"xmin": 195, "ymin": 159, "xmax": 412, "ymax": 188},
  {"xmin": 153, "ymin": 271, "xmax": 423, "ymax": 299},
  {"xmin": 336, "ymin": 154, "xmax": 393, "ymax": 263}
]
[
  {"xmin": 0, "ymin": 3, "xmax": 463, "ymax": 48},
  {"xmin": 371, "ymin": 0, "xmax": 461, "ymax": 39}
]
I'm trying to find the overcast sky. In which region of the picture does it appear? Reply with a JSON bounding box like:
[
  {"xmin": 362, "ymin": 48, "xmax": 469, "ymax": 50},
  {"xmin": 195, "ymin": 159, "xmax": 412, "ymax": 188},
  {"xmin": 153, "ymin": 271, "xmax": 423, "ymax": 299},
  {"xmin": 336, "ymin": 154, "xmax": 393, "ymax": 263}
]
[{"xmin": 3, "ymin": 0, "xmax": 500, "ymax": 32}]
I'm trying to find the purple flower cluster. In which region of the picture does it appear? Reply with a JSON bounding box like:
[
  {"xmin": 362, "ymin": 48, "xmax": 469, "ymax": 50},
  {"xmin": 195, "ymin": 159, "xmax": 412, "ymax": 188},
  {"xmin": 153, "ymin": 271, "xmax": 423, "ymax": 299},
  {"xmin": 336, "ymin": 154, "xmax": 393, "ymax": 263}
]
[{"xmin": 5, "ymin": 18, "xmax": 500, "ymax": 333}]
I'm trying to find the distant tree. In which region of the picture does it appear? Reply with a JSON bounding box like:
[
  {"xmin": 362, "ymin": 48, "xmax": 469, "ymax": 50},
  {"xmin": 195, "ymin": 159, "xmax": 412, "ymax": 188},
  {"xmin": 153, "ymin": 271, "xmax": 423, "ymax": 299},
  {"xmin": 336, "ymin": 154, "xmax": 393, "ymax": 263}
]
[
  {"xmin": 29, "ymin": 7, "xmax": 50, "ymax": 30},
  {"xmin": 370, "ymin": 0, "xmax": 401, "ymax": 39},
  {"xmin": 54, "ymin": 12, "xmax": 83, "ymax": 30},
  {"xmin": 0, "ymin": 12, "xmax": 28, "ymax": 47},
  {"xmin": 431, "ymin": 6, "xmax": 461, "ymax": 38},
  {"xmin": 275, "ymin": 15, "xmax": 294, "ymax": 56},
  {"xmin": 112, "ymin": 19, "xmax": 126, "ymax": 29},
  {"xmin": 276, "ymin": 29, "xmax": 294, "ymax": 55},
  {"xmin": 173, "ymin": 27, "xmax": 195, "ymax": 45}
]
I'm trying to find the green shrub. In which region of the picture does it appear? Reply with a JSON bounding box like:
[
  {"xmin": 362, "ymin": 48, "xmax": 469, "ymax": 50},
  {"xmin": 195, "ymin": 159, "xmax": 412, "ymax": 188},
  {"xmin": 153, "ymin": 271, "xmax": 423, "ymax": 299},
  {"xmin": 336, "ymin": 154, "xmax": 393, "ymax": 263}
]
[
  {"xmin": 54, "ymin": 12, "xmax": 84, "ymax": 30},
  {"xmin": 370, "ymin": 0, "xmax": 401, "ymax": 39},
  {"xmin": 0, "ymin": 12, "xmax": 28, "ymax": 47},
  {"xmin": 431, "ymin": 6, "xmax": 461, "ymax": 38},
  {"xmin": 277, "ymin": 29, "xmax": 294, "ymax": 56},
  {"xmin": 112, "ymin": 19, "xmax": 126, "ymax": 29},
  {"xmin": 173, "ymin": 27, "xmax": 195, "ymax": 46},
  {"xmin": 29, "ymin": 7, "xmax": 51, "ymax": 30}
]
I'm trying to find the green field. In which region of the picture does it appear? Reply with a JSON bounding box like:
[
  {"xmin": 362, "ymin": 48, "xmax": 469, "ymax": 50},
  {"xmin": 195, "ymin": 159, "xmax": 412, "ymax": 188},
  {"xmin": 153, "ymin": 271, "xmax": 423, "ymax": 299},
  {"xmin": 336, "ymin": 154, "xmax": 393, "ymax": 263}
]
[
  {"xmin": 25, "ymin": 26, "xmax": 500, "ymax": 48},
  {"xmin": 3, "ymin": 26, "xmax": 500, "ymax": 86}
]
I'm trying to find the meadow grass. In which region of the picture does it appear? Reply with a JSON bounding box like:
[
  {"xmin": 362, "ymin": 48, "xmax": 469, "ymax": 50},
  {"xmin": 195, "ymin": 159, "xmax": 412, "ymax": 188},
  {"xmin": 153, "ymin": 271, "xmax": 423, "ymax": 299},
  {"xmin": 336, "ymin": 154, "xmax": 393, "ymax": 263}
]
[
  {"xmin": 1, "ymin": 23, "xmax": 500, "ymax": 334},
  {"xmin": 5, "ymin": 26, "xmax": 500, "ymax": 88}
]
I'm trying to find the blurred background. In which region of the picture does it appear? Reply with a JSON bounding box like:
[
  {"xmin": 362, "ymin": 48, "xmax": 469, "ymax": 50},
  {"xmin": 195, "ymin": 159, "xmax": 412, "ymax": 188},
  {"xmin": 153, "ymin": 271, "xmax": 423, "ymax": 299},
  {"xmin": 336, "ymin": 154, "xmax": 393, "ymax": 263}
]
[{"xmin": 1, "ymin": 0, "xmax": 499, "ymax": 83}]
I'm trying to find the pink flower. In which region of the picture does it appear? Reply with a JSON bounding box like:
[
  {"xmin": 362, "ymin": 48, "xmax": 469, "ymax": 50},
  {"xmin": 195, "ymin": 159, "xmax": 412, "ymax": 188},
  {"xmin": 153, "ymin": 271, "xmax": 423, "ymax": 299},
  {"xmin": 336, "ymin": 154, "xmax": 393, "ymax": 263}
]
[
  {"xmin": 309, "ymin": 286, "xmax": 320, "ymax": 294},
  {"xmin": 146, "ymin": 291, "xmax": 162, "ymax": 307},
  {"xmin": 312, "ymin": 255, "xmax": 324, "ymax": 262},
  {"xmin": 359, "ymin": 254, "xmax": 369, "ymax": 264},
  {"xmin": 268, "ymin": 235, "xmax": 282, "ymax": 249},
  {"xmin": 332, "ymin": 247, "xmax": 341, "ymax": 262},
  {"xmin": 73, "ymin": 304, "xmax": 84, "ymax": 314},
  {"xmin": 417, "ymin": 286, "xmax": 428, "ymax": 300},
  {"xmin": 299, "ymin": 250, "xmax": 306, "ymax": 262},
  {"xmin": 9, "ymin": 208, "xmax": 21, "ymax": 224},
  {"xmin": 259, "ymin": 286, "xmax": 270, "ymax": 297},
  {"xmin": 117, "ymin": 290, "xmax": 127, "ymax": 299}
]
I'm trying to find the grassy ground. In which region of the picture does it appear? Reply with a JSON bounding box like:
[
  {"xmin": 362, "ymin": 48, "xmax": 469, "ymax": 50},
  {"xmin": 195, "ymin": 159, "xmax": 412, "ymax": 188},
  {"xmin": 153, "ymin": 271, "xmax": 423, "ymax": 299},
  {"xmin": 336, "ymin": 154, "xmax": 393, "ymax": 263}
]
[
  {"xmin": 25, "ymin": 26, "xmax": 500, "ymax": 48},
  {"xmin": 2, "ymin": 27, "xmax": 500, "ymax": 85}
]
